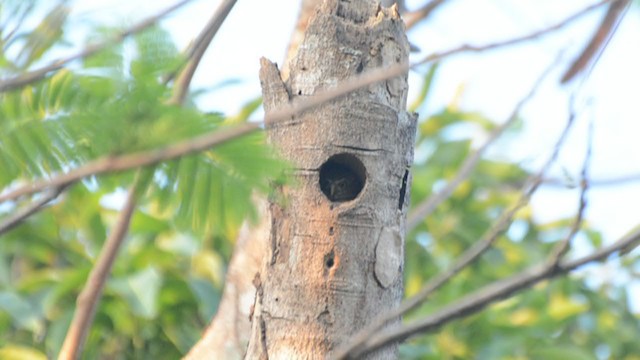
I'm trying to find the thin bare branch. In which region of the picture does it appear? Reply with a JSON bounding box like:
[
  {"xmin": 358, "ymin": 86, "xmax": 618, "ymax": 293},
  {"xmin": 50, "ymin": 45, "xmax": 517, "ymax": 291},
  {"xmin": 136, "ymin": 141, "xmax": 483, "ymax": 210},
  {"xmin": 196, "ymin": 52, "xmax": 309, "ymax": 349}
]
[
  {"xmin": 0, "ymin": 0, "xmax": 195, "ymax": 93},
  {"xmin": 1, "ymin": 1, "xmax": 36, "ymax": 46},
  {"xmin": 405, "ymin": 55, "xmax": 559, "ymax": 231},
  {"xmin": 0, "ymin": 185, "xmax": 66, "ymax": 236},
  {"xmin": 169, "ymin": 0, "xmax": 237, "ymax": 105},
  {"xmin": 350, "ymin": 223, "xmax": 640, "ymax": 357},
  {"xmin": 548, "ymin": 120, "xmax": 593, "ymax": 265},
  {"xmin": 561, "ymin": 0, "xmax": 631, "ymax": 83},
  {"xmin": 57, "ymin": 181, "xmax": 138, "ymax": 360},
  {"xmin": 404, "ymin": 0, "xmax": 450, "ymax": 30},
  {"xmin": 544, "ymin": 172, "xmax": 640, "ymax": 187},
  {"xmin": 417, "ymin": 0, "xmax": 611, "ymax": 65},
  {"xmin": 0, "ymin": 122, "xmax": 259, "ymax": 204}
]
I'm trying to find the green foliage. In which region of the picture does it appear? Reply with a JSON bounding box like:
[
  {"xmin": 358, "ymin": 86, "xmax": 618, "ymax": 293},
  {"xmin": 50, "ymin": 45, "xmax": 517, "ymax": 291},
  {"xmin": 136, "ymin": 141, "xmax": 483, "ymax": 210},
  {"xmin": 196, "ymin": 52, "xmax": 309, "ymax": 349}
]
[
  {"xmin": 402, "ymin": 69, "xmax": 640, "ymax": 359},
  {"xmin": 0, "ymin": 9, "xmax": 285, "ymax": 358}
]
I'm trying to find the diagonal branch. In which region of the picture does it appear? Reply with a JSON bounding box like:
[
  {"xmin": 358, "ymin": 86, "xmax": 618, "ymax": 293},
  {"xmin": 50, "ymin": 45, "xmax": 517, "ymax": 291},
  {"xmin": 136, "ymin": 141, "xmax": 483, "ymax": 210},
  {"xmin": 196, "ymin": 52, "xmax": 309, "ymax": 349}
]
[
  {"xmin": 57, "ymin": 181, "xmax": 138, "ymax": 360},
  {"xmin": 0, "ymin": 185, "xmax": 67, "ymax": 236},
  {"xmin": 168, "ymin": 0, "xmax": 238, "ymax": 105},
  {"xmin": 349, "ymin": 223, "xmax": 640, "ymax": 358},
  {"xmin": 417, "ymin": 0, "xmax": 611, "ymax": 65},
  {"xmin": 0, "ymin": 123, "xmax": 260, "ymax": 204},
  {"xmin": 405, "ymin": 54, "xmax": 558, "ymax": 231},
  {"xmin": 547, "ymin": 120, "xmax": 593, "ymax": 265},
  {"xmin": 0, "ymin": 0, "xmax": 195, "ymax": 93},
  {"xmin": 404, "ymin": 0, "xmax": 451, "ymax": 30},
  {"xmin": 561, "ymin": 0, "xmax": 631, "ymax": 83}
]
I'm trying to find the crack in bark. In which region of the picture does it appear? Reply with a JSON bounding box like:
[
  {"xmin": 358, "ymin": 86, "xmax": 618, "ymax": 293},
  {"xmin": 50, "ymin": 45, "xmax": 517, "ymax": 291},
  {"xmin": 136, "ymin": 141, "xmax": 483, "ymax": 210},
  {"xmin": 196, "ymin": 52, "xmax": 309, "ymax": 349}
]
[
  {"xmin": 259, "ymin": 317, "xmax": 269, "ymax": 360},
  {"xmin": 269, "ymin": 213, "xmax": 280, "ymax": 265},
  {"xmin": 332, "ymin": 144, "xmax": 387, "ymax": 153}
]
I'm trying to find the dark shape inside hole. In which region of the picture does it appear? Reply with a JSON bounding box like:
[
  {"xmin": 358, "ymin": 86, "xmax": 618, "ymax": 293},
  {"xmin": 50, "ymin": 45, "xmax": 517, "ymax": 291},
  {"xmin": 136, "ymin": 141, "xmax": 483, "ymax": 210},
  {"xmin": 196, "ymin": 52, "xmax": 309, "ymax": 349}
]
[
  {"xmin": 398, "ymin": 170, "xmax": 409, "ymax": 210},
  {"xmin": 319, "ymin": 153, "xmax": 366, "ymax": 202},
  {"xmin": 324, "ymin": 250, "xmax": 335, "ymax": 269}
]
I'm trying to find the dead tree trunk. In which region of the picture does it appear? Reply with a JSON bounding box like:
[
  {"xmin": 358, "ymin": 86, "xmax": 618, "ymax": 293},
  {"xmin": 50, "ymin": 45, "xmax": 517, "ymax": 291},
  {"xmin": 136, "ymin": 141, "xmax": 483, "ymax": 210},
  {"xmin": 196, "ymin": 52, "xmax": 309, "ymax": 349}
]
[{"xmin": 246, "ymin": 1, "xmax": 416, "ymax": 358}]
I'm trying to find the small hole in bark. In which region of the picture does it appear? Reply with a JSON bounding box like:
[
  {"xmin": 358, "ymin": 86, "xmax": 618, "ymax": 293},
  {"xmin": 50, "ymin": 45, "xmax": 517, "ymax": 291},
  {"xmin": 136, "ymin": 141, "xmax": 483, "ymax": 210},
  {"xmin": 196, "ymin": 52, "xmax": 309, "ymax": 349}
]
[
  {"xmin": 275, "ymin": 297, "xmax": 279, "ymax": 302},
  {"xmin": 319, "ymin": 153, "xmax": 366, "ymax": 202},
  {"xmin": 398, "ymin": 170, "xmax": 409, "ymax": 210},
  {"xmin": 356, "ymin": 61, "xmax": 364, "ymax": 73},
  {"xmin": 324, "ymin": 250, "xmax": 335, "ymax": 269},
  {"xmin": 329, "ymin": 227, "xmax": 334, "ymax": 235},
  {"xmin": 298, "ymin": 90, "xmax": 302, "ymax": 95}
]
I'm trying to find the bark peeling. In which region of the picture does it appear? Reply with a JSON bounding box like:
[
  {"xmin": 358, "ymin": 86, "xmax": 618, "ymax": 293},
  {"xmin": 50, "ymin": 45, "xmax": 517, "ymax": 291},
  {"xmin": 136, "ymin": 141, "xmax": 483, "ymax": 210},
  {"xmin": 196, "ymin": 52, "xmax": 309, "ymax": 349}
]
[{"xmin": 247, "ymin": 1, "xmax": 416, "ymax": 358}]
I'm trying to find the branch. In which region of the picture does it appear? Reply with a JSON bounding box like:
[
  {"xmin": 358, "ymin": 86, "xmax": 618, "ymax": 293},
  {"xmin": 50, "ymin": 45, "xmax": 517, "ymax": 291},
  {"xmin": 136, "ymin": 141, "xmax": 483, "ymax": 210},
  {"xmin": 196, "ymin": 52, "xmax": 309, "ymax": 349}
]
[
  {"xmin": 405, "ymin": 53, "xmax": 559, "ymax": 231},
  {"xmin": 57, "ymin": 181, "xmax": 138, "ymax": 360},
  {"xmin": 168, "ymin": 0, "xmax": 238, "ymax": 105},
  {"xmin": 416, "ymin": 0, "xmax": 611, "ymax": 65},
  {"xmin": 404, "ymin": 0, "xmax": 450, "ymax": 30},
  {"xmin": 561, "ymin": 0, "xmax": 631, "ymax": 83},
  {"xmin": 0, "ymin": 185, "xmax": 67, "ymax": 236},
  {"xmin": 544, "ymin": 172, "xmax": 640, "ymax": 187},
  {"xmin": 350, "ymin": 224, "xmax": 640, "ymax": 357},
  {"xmin": 0, "ymin": 122, "xmax": 260, "ymax": 204},
  {"xmin": 0, "ymin": 0, "xmax": 195, "ymax": 93},
  {"xmin": 547, "ymin": 113, "xmax": 593, "ymax": 265}
]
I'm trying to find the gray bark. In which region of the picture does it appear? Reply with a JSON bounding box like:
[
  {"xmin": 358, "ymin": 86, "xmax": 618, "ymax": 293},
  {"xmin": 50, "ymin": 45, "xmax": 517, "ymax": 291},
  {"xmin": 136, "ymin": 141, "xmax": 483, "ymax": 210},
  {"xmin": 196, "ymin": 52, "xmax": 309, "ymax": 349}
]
[
  {"xmin": 184, "ymin": 199, "xmax": 269, "ymax": 360},
  {"xmin": 246, "ymin": 0, "xmax": 416, "ymax": 358}
]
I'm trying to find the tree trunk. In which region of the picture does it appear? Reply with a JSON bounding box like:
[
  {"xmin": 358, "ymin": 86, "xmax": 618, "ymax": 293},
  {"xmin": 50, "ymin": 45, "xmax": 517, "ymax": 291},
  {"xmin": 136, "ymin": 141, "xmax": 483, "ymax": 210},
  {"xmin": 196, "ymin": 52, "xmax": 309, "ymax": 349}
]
[{"xmin": 246, "ymin": 0, "xmax": 416, "ymax": 358}]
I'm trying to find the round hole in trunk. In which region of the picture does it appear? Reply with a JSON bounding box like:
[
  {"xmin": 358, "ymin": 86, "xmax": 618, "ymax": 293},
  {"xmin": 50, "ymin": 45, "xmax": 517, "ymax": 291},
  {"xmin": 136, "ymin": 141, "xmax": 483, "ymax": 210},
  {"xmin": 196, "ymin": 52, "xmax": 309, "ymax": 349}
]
[{"xmin": 319, "ymin": 153, "xmax": 366, "ymax": 202}]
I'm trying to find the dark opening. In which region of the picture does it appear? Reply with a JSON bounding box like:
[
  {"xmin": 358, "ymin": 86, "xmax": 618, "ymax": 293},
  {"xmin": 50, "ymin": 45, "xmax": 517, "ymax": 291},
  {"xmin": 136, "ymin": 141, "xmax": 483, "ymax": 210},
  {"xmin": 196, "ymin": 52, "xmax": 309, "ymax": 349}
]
[
  {"xmin": 319, "ymin": 153, "xmax": 366, "ymax": 202},
  {"xmin": 398, "ymin": 170, "xmax": 409, "ymax": 210},
  {"xmin": 324, "ymin": 250, "xmax": 335, "ymax": 269}
]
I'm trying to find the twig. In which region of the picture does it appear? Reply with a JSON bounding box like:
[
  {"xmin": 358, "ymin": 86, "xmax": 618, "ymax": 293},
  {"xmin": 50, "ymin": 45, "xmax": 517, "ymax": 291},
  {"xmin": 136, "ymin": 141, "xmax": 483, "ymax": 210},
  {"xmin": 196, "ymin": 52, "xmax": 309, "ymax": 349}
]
[
  {"xmin": 561, "ymin": 0, "xmax": 631, "ymax": 83},
  {"xmin": 1, "ymin": 1, "xmax": 36, "ymax": 46},
  {"xmin": 405, "ymin": 55, "xmax": 557, "ymax": 231},
  {"xmin": 0, "ymin": 185, "xmax": 67, "ymax": 236},
  {"xmin": 334, "ymin": 57, "xmax": 576, "ymax": 360},
  {"xmin": 404, "ymin": 0, "xmax": 450, "ymax": 30},
  {"xmin": 168, "ymin": 0, "xmax": 238, "ymax": 105},
  {"xmin": 349, "ymin": 223, "xmax": 640, "ymax": 357},
  {"xmin": 0, "ymin": 0, "xmax": 195, "ymax": 93},
  {"xmin": 416, "ymin": 0, "xmax": 611, "ymax": 65},
  {"xmin": 57, "ymin": 181, "xmax": 138, "ymax": 360},
  {"xmin": 544, "ymin": 172, "xmax": 640, "ymax": 187},
  {"xmin": 547, "ymin": 120, "xmax": 593, "ymax": 265}
]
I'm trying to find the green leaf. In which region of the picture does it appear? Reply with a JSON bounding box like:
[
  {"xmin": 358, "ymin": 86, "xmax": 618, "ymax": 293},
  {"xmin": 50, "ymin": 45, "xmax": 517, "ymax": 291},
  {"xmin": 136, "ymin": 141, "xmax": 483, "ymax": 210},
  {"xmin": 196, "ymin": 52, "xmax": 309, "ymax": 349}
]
[
  {"xmin": 529, "ymin": 345, "xmax": 597, "ymax": 360},
  {"xmin": 0, "ymin": 291, "xmax": 44, "ymax": 333},
  {"xmin": 409, "ymin": 63, "xmax": 438, "ymax": 113},
  {"xmin": 15, "ymin": 2, "xmax": 69, "ymax": 69},
  {"xmin": 188, "ymin": 277, "xmax": 220, "ymax": 321},
  {"xmin": 109, "ymin": 267, "xmax": 162, "ymax": 319},
  {"xmin": 0, "ymin": 346, "xmax": 47, "ymax": 360}
]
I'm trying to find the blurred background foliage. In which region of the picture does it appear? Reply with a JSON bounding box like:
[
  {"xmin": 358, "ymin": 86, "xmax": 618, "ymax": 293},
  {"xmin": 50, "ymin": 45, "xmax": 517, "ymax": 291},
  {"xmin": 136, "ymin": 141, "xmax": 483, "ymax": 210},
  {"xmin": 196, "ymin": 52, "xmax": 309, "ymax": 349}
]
[{"xmin": 0, "ymin": 1, "xmax": 638, "ymax": 359}]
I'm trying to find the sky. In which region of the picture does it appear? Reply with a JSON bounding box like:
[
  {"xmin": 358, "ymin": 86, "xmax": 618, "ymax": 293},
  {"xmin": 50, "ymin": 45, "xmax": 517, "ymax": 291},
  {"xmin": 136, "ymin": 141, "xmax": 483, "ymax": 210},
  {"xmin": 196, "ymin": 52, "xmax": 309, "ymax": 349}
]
[{"xmin": 66, "ymin": 0, "xmax": 640, "ymax": 307}]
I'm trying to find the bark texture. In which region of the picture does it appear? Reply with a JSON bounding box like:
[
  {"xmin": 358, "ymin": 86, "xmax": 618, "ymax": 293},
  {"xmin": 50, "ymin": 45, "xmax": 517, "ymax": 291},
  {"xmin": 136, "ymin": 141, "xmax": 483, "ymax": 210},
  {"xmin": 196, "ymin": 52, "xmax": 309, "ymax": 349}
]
[
  {"xmin": 184, "ymin": 200, "xmax": 269, "ymax": 360},
  {"xmin": 246, "ymin": 0, "xmax": 416, "ymax": 358}
]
